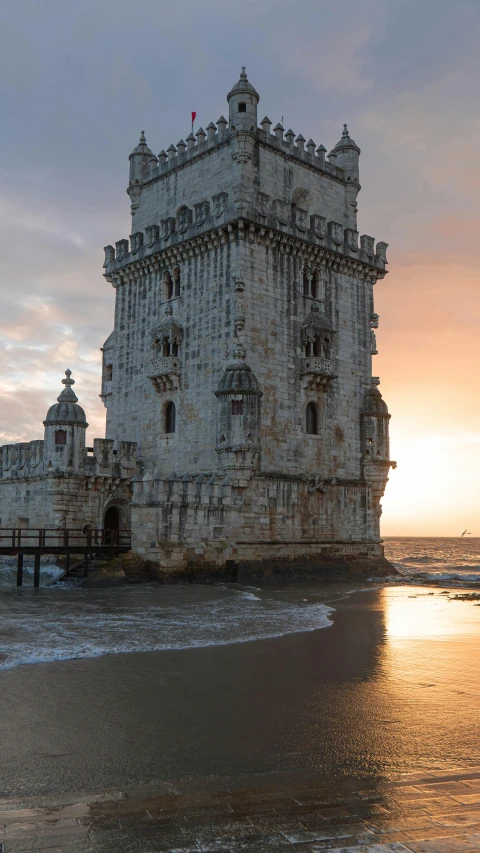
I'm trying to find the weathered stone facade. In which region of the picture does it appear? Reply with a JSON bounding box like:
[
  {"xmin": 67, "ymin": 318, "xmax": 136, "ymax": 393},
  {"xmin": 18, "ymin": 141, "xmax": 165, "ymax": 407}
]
[
  {"xmin": 0, "ymin": 371, "xmax": 135, "ymax": 535},
  {"xmin": 0, "ymin": 69, "xmax": 395, "ymax": 578}
]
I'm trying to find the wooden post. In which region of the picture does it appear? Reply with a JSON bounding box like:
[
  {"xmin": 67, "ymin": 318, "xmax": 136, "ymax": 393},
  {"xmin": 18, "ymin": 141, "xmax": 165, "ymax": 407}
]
[
  {"xmin": 83, "ymin": 550, "xmax": 88, "ymax": 578},
  {"xmin": 33, "ymin": 553, "xmax": 40, "ymax": 588},
  {"xmin": 65, "ymin": 552, "xmax": 70, "ymax": 577},
  {"xmin": 16, "ymin": 553, "xmax": 23, "ymax": 587}
]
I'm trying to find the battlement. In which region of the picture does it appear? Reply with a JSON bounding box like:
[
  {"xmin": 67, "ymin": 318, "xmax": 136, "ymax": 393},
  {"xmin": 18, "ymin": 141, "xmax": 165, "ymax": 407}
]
[
  {"xmin": 0, "ymin": 439, "xmax": 137, "ymax": 480},
  {"xmin": 104, "ymin": 217, "xmax": 388, "ymax": 278},
  {"xmin": 136, "ymin": 120, "xmax": 344, "ymax": 188}
]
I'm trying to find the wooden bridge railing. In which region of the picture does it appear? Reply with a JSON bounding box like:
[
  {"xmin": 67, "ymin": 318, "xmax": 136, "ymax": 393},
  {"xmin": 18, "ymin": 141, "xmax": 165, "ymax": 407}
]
[
  {"xmin": 0, "ymin": 528, "xmax": 131, "ymax": 588},
  {"xmin": 0, "ymin": 527, "xmax": 131, "ymax": 550}
]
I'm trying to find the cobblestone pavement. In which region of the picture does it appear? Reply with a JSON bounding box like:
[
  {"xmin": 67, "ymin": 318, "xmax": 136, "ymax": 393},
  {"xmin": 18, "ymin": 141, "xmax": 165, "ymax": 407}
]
[{"xmin": 2, "ymin": 766, "xmax": 480, "ymax": 852}]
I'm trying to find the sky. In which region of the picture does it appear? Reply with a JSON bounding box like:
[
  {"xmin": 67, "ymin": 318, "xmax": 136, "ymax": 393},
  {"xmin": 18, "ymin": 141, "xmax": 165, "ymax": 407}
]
[{"xmin": 0, "ymin": 0, "xmax": 479, "ymax": 536}]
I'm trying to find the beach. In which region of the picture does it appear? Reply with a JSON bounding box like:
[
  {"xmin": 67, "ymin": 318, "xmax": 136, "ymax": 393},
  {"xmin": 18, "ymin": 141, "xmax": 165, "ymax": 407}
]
[{"xmin": 1, "ymin": 541, "xmax": 480, "ymax": 850}]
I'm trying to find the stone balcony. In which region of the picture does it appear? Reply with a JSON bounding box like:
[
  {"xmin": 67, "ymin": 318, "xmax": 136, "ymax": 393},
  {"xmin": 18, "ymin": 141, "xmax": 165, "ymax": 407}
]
[
  {"xmin": 301, "ymin": 356, "xmax": 336, "ymax": 389},
  {"xmin": 147, "ymin": 356, "xmax": 180, "ymax": 393}
]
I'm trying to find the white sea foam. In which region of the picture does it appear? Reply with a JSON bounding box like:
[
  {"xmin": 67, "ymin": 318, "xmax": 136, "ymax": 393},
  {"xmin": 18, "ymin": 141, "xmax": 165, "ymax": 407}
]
[
  {"xmin": 0, "ymin": 560, "xmax": 63, "ymax": 589},
  {"xmin": 0, "ymin": 585, "xmax": 334, "ymax": 671}
]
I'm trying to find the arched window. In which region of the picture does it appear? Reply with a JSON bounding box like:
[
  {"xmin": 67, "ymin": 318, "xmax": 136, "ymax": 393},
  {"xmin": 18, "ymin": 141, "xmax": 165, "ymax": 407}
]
[
  {"xmin": 311, "ymin": 270, "xmax": 319, "ymax": 299},
  {"xmin": 55, "ymin": 429, "xmax": 67, "ymax": 446},
  {"xmin": 173, "ymin": 268, "xmax": 181, "ymax": 297},
  {"xmin": 303, "ymin": 268, "xmax": 309, "ymax": 297},
  {"xmin": 165, "ymin": 402, "xmax": 176, "ymax": 434},
  {"xmin": 172, "ymin": 341, "xmax": 178, "ymax": 357},
  {"xmin": 162, "ymin": 337, "xmax": 170, "ymax": 357},
  {"xmin": 231, "ymin": 400, "xmax": 243, "ymax": 415},
  {"xmin": 164, "ymin": 271, "xmax": 174, "ymax": 301},
  {"xmin": 323, "ymin": 337, "xmax": 331, "ymax": 358},
  {"xmin": 306, "ymin": 402, "xmax": 318, "ymax": 436},
  {"xmin": 105, "ymin": 364, "xmax": 113, "ymax": 381}
]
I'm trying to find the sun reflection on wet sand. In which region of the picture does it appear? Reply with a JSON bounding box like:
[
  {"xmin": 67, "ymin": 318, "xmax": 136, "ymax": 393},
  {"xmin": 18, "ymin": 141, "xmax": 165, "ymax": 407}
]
[
  {"xmin": 378, "ymin": 586, "xmax": 480, "ymax": 771},
  {"xmin": 384, "ymin": 586, "xmax": 480, "ymax": 639}
]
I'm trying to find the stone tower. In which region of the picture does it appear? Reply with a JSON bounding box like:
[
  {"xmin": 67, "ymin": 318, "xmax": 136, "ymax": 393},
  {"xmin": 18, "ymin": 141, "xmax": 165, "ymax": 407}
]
[
  {"xmin": 102, "ymin": 68, "xmax": 395, "ymax": 577},
  {"xmin": 43, "ymin": 370, "xmax": 88, "ymax": 472}
]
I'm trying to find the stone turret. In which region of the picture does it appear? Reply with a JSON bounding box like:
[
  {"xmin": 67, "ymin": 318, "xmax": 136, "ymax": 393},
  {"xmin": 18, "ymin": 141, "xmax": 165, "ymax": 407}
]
[
  {"xmin": 227, "ymin": 66, "xmax": 259, "ymax": 132},
  {"xmin": 215, "ymin": 344, "xmax": 262, "ymax": 486},
  {"xmin": 128, "ymin": 131, "xmax": 153, "ymax": 184},
  {"xmin": 43, "ymin": 370, "xmax": 88, "ymax": 472},
  {"xmin": 361, "ymin": 379, "xmax": 395, "ymax": 536},
  {"xmin": 329, "ymin": 124, "xmax": 360, "ymax": 182}
]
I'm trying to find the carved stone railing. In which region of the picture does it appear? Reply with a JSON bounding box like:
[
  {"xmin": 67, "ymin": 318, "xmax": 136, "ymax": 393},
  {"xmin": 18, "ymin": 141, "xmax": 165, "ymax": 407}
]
[
  {"xmin": 148, "ymin": 357, "xmax": 180, "ymax": 392},
  {"xmin": 301, "ymin": 356, "xmax": 336, "ymax": 389}
]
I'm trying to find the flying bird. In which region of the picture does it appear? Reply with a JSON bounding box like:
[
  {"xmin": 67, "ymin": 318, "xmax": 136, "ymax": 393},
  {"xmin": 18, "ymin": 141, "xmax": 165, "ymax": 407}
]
[{"xmin": 461, "ymin": 530, "xmax": 471, "ymax": 536}]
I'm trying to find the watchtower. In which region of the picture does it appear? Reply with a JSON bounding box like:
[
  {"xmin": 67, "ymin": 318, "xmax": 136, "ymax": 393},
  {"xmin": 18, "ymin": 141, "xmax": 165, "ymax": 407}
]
[{"xmin": 102, "ymin": 68, "xmax": 395, "ymax": 577}]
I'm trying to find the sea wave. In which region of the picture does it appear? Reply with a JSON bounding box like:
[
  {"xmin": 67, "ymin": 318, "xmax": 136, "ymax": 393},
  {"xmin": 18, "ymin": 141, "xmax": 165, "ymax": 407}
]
[
  {"xmin": 0, "ymin": 560, "xmax": 63, "ymax": 589},
  {"xmin": 0, "ymin": 586, "xmax": 334, "ymax": 671}
]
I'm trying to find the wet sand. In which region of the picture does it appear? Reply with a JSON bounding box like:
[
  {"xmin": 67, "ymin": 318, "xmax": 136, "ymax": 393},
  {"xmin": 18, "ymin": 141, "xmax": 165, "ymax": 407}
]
[{"xmin": 1, "ymin": 585, "xmax": 479, "ymax": 801}]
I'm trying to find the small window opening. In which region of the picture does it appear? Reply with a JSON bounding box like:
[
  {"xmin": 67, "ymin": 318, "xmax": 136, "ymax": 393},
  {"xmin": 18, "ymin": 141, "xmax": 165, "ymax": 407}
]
[
  {"xmin": 323, "ymin": 337, "xmax": 330, "ymax": 358},
  {"xmin": 165, "ymin": 272, "xmax": 174, "ymax": 300},
  {"xmin": 313, "ymin": 340, "xmax": 320, "ymax": 357},
  {"xmin": 105, "ymin": 364, "xmax": 113, "ymax": 381},
  {"xmin": 306, "ymin": 402, "xmax": 318, "ymax": 435},
  {"xmin": 311, "ymin": 271, "xmax": 319, "ymax": 299},
  {"xmin": 303, "ymin": 269, "xmax": 309, "ymax": 297},
  {"xmin": 172, "ymin": 341, "xmax": 179, "ymax": 357},
  {"xmin": 231, "ymin": 400, "xmax": 244, "ymax": 416},
  {"xmin": 173, "ymin": 268, "xmax": 181, "ymax": 297},
  {"xmin": 162, "ymin": 337, "xmax": 171, "ymax": 357},
  {"xmin": 165, "ymin": 401, "xmax": 176, "ymax": 434},
  {"xmin": 55, "ymin": 429, "xmax": 67, "ymax": 446},
  {"xmin": 238, "ymin": 102, "xmax": 246, "ymax": 113}
]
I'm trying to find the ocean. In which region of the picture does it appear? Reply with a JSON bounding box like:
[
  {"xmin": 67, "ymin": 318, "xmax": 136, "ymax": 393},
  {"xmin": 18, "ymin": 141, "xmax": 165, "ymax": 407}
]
[{"xmin": 0, "ymin": 538, "xmax": 478, "ymax": 672}]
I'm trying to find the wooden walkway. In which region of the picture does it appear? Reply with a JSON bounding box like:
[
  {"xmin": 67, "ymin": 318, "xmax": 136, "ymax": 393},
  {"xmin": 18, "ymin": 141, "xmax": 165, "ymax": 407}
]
[{"xmin": 0, "ymin": 528, "xmax": 131, "ymax": 587}]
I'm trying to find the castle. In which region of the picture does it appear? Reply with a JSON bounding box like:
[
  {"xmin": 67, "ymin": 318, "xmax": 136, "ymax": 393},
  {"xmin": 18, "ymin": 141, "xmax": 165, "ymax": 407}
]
[{"xmin": 0, "ymin": 69, "xmax": 395, "ymax": 578}]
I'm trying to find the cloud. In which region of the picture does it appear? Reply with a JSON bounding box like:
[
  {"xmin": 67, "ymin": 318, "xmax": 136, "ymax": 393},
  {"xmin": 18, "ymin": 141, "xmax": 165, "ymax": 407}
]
[{"xmin": 0, "ymin": 0, "xmax": 479, "ymax": 535}]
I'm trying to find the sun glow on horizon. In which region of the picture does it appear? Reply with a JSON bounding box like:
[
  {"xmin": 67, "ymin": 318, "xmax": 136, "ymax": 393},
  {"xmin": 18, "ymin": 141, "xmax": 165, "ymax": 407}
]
[{"xmin": 381, "ymin": 426, "xmax": 480, "ymax": 537}]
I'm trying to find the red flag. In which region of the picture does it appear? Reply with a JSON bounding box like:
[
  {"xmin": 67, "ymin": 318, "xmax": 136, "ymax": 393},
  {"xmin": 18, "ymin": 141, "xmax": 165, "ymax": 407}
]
[{"xmin": 191, "ymin": 111, "xmax": 196, "ymax": 124}]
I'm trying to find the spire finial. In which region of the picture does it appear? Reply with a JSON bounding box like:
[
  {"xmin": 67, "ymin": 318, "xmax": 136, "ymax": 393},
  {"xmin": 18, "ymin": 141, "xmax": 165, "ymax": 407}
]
[
  {"xmin": 232, "ymin": 342, "xmax": 246, "ymax": 362},
  {"xmin": 342, "ymin": 124, "xmax": 349, "ymax": 138},
  {"xmin": 57, "ymin": 369, "xmax": 78, "ymax": 403},
  {"xmin": 240, "ymin": 66, "xmax": 247, "ymax": 80},
  {"xmin": 62, "ymin": 369, "xmax": 75, "ymax": 388},
  {"xmin": 140, "ymin": 130, "xmax": 146, "ymax": 143}
]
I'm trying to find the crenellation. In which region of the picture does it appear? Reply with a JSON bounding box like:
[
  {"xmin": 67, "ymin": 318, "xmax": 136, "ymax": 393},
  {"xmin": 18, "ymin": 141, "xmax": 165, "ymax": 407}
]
[{"xmin": 295, "ymin": 133, "xmax": 305, "ymax": 152}]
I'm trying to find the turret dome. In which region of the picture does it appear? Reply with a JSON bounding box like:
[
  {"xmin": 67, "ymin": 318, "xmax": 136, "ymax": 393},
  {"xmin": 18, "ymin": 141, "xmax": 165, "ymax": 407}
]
[
  {"xmin": 215, "ymin": 344, "xmax": 262, "ymax": 396},
  {"xmin": 331, "ymin": 124, "xmax": 360, "ymax": 155},
  {"xmin": 362, "ymin": 381, "xmax": 389, "ymax": 416},
  {"xmin": 129, "ymin": 130, "xmax": 153, "ymax": 158},
  {"xmin": 227, "ymin": 67, "xmax": 259, "ymax": 102},
  {"xmin": 43, "ymin": 370, "xmax": 88, "ymax": 427}
]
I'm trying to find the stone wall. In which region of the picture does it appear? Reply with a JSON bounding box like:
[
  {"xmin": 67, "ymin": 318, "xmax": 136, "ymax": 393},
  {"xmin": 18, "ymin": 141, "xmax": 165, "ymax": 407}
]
[{"xmin": 131, "ymin": 472, "xmax": 385, "ymax": 576}]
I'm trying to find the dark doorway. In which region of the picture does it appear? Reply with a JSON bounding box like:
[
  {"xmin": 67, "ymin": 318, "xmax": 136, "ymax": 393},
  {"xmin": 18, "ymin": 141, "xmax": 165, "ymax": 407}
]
[{"xmin": 104, "ymin": 506, "xmax": 120, "ymax": 544}]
